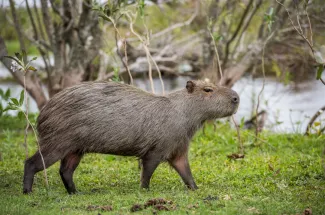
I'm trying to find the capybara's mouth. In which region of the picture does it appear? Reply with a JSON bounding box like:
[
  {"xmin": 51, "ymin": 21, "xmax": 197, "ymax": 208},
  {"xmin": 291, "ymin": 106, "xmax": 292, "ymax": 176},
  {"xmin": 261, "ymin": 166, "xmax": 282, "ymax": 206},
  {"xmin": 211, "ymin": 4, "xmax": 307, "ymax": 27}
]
[{"xmin": 233, "ymin": 105, "xmax": 239, "ymax": 114}]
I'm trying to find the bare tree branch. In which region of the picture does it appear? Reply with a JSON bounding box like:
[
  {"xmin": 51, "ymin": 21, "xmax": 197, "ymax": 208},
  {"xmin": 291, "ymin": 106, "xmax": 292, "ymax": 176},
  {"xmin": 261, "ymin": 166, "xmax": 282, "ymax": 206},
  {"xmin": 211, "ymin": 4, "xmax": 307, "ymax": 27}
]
[
  {"xmin": 25, "ymin": 0, "xmax": 52, "ymax": 89},
  {"xmin": 33, "ymin": 0, "xmax": 46, "ymax": 41},
  {"xmin": 9, "ymin": 0, "xmax": 27, "ymax": 63},
  {"xmin": 49, "ymin": 0, "xmax": 68, "ymax": 22},
  {"xmin": 127, "ymin": 0, "xmax": 199, "ymax": 42},
  {"xmin": 232, "ymin": 0, "xmax": 263, "ymax": 59},
  {"xmin": 223, "ymin": 0, "xmax": 254, "ymax": 67},
  {"xmin": 40, "ymin": 0, "xmax": 54, "ymax": 47},
  {"xmin": 275, "ymin": 0, "xmax": 315, "ymax": 58}
]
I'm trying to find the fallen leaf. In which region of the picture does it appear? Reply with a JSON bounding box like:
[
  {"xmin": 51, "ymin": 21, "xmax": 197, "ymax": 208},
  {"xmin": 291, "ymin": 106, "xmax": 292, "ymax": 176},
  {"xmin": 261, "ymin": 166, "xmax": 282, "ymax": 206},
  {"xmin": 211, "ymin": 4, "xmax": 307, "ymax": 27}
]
[
  {"xmin": 227, "ymin": 153, "xmax": 245, "ymax": 160},
  {"xmin": 247, "ymin": 207, "xmax": 261, "ymax": 214},
  {"xmin": 187, "ymin": 203, "xmax": 199, "ymax": 209},
  {"xmin": 223, "ymin": 195, "xmax": 231, "ymax": 201}
]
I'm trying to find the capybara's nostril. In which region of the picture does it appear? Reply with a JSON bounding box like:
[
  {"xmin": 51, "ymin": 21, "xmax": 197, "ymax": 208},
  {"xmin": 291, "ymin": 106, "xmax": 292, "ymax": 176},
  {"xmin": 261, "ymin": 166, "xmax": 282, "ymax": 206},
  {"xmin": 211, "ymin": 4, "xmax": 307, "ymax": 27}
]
[{"xmin": 232, "ymin": 95, "xmax": 239, "ymax": 104}]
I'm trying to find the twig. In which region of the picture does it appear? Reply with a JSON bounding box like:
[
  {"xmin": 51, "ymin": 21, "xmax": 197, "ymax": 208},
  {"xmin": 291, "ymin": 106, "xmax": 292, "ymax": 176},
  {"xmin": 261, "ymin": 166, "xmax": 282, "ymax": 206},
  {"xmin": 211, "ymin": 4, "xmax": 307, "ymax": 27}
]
[
  {"xmin": 294, "ymin": 3, "xmax": 304, "ymax": 35},
  {"xmin": 23, "ymin": 74, "xmax": 28, "ymax": 159},
  {"xmin": 304, "ymin": 6, "xmax": 313, "ymax": 46},
  {"xmin": 33, "ymin": 0, "xmax": 46, "ymax": 41},
  {"xmin": 141, "ymin": 16, "xmax": 165, "ymax": 95},
  {"xmin": 21, "ymin": 109, "xmax": 48, "ymax": 187},
  {"xmin": 123, "ymin": 40, "xmax": 133, "ymax": 85},
  {"xmin": 125, "ymin": 13, "xmax": 154, "ymax": 93},
  {"xmin": 9, "ymin": 0, "xmax": 27, "ymax": 63},
  {"xmin": 144, "ymin": 47, "xmax": 154, "ymax": 93},
  {"xmin": 149, "ymin": 54, "xmax": 165, "ymax": 95},
  {"xmin": 125, "ymin": 12, "xmax": 166, "ymax": 94},
  {"xmin": 255, "ymin": 32, "xmax": 274, "ymax": 143},
  {"xmin": 275, "ymin": 0, "xmax": 315, "ymax": 58},
  {"xmin": 109, "ymin": 17, "xmax": 133, "ymax": 85},
  {"xmin": 147, "ymin": 0, "xmax": 199, "ymax": 40},
  {"xmin": 232, "ymin": 116, "xmax": 243, "ymax": 154},
  {"xmin": 323, "ymin": 145, "xmax": 325, "ymax": 177},
  {"xmin": 232, "ymin": 0, "xmax": 263, "ymax": 60},
  {"xmin": 305, "ymin": 105, "xmax": 325, "ymax": 135},
  {"xmin": 223, "ymin": 0, "xmax": 254, "ymax": 66},
  {"xmin": 208, "ymin": 17, "xmax": 243, "ymax": 154},
  {"xmin": 40, "ymin": 0, "xmax": 54, "ymax": 47},
  {"xmin": 208, "ymin": 30, "xmax": 223, "ymax": 81}
]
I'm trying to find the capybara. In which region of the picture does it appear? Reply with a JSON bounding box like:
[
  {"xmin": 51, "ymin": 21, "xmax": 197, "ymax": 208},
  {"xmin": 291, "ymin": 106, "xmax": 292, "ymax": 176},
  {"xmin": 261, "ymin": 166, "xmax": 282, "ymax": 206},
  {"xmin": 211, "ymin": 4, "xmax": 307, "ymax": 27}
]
[{"xmin": 23, "ymin": 80, "xmax": 239, "ymax": 194}]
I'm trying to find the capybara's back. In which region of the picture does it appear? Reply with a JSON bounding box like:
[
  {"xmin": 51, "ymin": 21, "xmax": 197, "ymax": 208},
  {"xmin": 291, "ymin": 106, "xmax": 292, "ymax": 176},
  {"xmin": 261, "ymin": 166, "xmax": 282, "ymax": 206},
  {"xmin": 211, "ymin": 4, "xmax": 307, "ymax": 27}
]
[
  {"xmin": 37, "ymin": 82, "xmax": 177, "ymax": 157},
  {"xmin": 23, "ymin": 80, "xmax": 239, "ymax": 194}
]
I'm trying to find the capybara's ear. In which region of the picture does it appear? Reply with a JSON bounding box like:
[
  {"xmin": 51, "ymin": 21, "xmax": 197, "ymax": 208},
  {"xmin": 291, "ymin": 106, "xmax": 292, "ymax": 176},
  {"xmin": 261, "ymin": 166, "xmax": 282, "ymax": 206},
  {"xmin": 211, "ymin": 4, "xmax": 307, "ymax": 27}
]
[{"xmin": 186, "ymin": 81, "xmax": 195, "ymax": 93}]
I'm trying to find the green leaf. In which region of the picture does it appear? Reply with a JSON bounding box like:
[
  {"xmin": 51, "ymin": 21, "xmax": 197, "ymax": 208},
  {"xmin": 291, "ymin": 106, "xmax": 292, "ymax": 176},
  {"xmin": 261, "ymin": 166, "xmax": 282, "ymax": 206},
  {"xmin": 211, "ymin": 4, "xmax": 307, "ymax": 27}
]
[
  {"xmin": 18, "ymin": 111, "xmax": 24, "ymax": 121},
  {"xmin": 5, "ymin": 89, "xmax": 10, "ymax": 100},
  {"xmin": 10, "ymin": 98, "xmax": 19, "ymax": 106},
  {"xmin": 213, "ymin": 34, "xmax": 223, "ymax": 42},
  {"xmin": 28, "ymin": 66, "xmax": 37, "ymax": 72},
  {"xmin": 98, "ymin": 14, "xmax": 111, "ymax": 22},
  {"xmin": 3, "ymin": 105, "xmax": 16, "ymax": 112},
  {"xmin": 31, "ymin": 56, "xmax": 37, "ymax": 61},
  {"xmin": 0, "ymin": 88, "xmax": 3, "ymax": 98},
  {"xmin": 316, "ymin": 65, "xmax": 324, "ymax": 80},
  {"xmin": 15, "ymin": 52, "xmax": 22, "ymax": 61},
  {"xmin": 22, "ymin": 49, "xmax": 27, "ymax": 62},
  {"xmin": 314, "ymin": 122, "xmax": 321, "ymax": 127},
  {"xmin": 19, "ymin": 90, "xmax": 24, "ymax": 106}
]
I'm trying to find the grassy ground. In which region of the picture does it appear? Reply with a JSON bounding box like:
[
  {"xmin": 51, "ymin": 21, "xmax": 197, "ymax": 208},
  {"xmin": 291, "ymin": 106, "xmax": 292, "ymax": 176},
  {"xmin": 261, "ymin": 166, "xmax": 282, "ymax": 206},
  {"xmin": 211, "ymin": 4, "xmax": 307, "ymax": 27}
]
[{"xmin": 0, "ymin": 122, "xmax": 324, "ymax": 215}]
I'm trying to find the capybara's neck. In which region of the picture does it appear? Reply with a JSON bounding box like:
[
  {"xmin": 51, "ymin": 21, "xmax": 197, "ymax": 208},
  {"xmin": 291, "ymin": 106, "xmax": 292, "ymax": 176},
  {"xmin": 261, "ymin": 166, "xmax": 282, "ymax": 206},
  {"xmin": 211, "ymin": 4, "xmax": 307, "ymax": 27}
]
[{"xmin": 167, "ymin": 89, "xmax": 208, "ymax": 138}]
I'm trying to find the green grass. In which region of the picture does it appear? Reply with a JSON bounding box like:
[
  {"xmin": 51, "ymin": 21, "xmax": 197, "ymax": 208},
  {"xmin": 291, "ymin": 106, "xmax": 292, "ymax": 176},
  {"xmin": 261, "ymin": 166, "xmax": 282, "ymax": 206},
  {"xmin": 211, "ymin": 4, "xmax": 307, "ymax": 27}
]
[{"xmin": 0, "ymin": 122, "xmax": 324, "ymax": 215}]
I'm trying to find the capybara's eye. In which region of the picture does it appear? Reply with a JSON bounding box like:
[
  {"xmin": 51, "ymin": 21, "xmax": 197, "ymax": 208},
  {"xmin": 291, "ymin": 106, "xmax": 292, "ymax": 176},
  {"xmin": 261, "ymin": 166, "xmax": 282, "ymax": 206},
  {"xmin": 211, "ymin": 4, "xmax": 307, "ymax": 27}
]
[{"xmin": 203, "ymin": 88, "xmax": 213, "ymax": 93}]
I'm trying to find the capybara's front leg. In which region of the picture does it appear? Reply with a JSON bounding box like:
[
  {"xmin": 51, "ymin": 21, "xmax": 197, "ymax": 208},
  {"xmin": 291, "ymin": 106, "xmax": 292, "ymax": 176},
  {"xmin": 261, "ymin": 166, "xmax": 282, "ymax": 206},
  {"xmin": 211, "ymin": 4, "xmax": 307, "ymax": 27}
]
[
  {"xmin": 23, "ymin": 150, "xmax": 60, "ymax": 194},
  {"xmin": 169, "ymin": 154, "xmax": 198, "ymax": 190}
]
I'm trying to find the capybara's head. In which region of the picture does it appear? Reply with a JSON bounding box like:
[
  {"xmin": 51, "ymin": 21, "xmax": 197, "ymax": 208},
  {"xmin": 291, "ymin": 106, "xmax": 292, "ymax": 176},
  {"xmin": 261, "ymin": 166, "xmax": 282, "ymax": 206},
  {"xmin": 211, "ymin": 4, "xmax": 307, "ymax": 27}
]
[{"xmin": 185, "ymin": 80, "xmax": 239, "ymax": 119}]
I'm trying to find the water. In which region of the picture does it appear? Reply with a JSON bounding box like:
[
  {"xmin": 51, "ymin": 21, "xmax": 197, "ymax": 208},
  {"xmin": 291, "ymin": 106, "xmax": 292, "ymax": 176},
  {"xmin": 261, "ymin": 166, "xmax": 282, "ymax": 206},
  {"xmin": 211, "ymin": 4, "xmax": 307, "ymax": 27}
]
[{"xmin": 1, "ymin": 63, "xmax": 324, "ymax": 133}]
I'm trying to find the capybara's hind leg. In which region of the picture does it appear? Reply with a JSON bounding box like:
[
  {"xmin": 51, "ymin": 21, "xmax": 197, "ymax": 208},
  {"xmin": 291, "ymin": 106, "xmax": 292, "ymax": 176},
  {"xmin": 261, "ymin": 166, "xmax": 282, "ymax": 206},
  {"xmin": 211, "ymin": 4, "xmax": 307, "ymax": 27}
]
[
  {"xmin": 23, "ymin": 150, "xmax": 60, "ymax": 194},
  {"xmin": 140, "ymin": 153, "xmax": 161, "ymax": 189},
  {"xmin": 59, "ymin": 152, "xmax": 82, "ymax": 194}
]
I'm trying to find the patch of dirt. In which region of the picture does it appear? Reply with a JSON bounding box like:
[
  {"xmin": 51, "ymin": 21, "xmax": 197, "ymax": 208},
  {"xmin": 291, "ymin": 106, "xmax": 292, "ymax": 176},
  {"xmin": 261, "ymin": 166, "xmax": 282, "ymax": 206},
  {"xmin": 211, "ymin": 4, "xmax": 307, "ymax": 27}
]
[
  {"xmin": 144, "ymin": 198, "xmax": 172, "ymax": 208},
  {"xmin": 131, "ymin": 198, "xmax": 175, "ymax": 213},
  {"xmin": 153, "ymin": 204, "xmax": 169, "ymax": 211},
  {"xmin": 130, "ymin": 204, "xmax": 143, "ymax": 212},
  {"xmin": 304, "ymin": 208, "xmax": 312, "ymax": 215}
]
